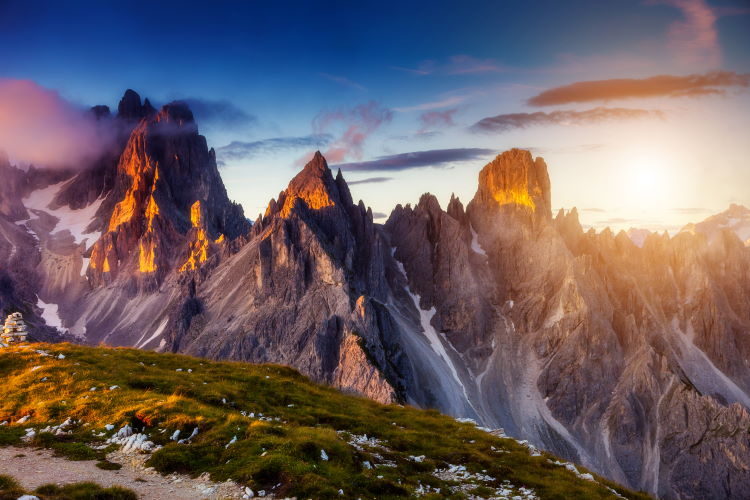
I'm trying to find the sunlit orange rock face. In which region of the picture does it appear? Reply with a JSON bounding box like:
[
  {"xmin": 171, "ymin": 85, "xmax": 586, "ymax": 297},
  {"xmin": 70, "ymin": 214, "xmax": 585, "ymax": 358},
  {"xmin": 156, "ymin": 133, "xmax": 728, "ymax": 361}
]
[
  {"xmin": 179, "ymin": 200, "xmax": 211, "ymax": 272},
  {"xmin": 139, "ymin": 238, "xmax": 158, "ymax": 273},
  {"xmin": 84, "ymin": 95, "xmax": 248, "ymax": 286},
  {"xmin": 88, "ymin": 120, "xmax": 165, "ymax": 281},
  {"xmin": 276, "ymin": 151, "xmax": 337, "ymax": 218},
  {"xmin": 472, "ymin": 148, "xmax": 551, "ymax": 218}
]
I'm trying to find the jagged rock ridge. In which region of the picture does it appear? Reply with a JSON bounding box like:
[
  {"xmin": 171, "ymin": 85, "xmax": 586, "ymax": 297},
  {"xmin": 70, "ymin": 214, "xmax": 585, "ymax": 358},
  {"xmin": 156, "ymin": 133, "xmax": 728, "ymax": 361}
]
[{"xmin": 2, "ymin": 94, "xmax": 749, "ymax": 499}]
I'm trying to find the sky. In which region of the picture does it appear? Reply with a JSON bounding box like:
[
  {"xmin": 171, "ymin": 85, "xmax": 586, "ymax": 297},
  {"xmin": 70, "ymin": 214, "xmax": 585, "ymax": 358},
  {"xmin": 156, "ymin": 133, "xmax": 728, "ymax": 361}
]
[{"xmin": 1, "ymin": 0, "xmax": 749, "ymax": 232}]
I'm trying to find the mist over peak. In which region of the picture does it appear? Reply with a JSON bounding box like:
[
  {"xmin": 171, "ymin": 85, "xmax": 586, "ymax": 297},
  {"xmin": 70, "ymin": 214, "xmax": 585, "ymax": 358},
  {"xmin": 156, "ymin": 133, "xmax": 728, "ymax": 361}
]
[{"xmin": 0, "ymin": 79, "xmax": 118, "ymax": 169}]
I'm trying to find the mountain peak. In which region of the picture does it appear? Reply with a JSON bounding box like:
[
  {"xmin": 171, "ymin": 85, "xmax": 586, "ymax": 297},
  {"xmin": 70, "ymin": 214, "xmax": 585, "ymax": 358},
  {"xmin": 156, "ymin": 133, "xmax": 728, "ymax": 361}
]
[
  {"xmin": 157, "ymin": 101, "xmax": 196, "ymax": 125},
  {"xmin": 471, "ymin": 148, "xmax": 551, "ymax": 220},
  {"xmin": 303, "ymin": 150, "xmax": 328, "ymax": 175},
  {"xmin": 276, "ymin": 152, "xmax": 341, "ymax": 217},
  {"xmin": 117, "ymin": 89, "xmax": 156, "ymax": 121}
]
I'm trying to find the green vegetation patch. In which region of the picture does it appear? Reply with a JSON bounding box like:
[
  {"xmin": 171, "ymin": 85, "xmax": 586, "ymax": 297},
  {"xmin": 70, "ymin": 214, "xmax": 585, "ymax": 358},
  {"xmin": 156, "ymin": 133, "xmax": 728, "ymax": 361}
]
[{"xmin": 0, "ymin": 343, "xmax": 652, "ymax": 499}]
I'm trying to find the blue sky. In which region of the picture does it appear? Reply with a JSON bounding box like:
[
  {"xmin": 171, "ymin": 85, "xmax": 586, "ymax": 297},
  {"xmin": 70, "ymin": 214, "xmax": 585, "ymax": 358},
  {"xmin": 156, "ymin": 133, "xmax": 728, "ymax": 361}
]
[{"xmin": 1, "ymin": 0, "xmax": 749, "ymax": 230}]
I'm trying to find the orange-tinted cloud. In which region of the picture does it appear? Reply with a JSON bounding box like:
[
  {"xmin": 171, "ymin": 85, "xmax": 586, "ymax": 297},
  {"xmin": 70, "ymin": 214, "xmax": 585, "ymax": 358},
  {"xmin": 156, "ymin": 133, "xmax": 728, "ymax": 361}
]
[
  {"xmin": 309, "ymin": 101, "xmax": 392, "ymax": 163},
  {"xmin": 0, "ymin": 79, "xmax": 117, "ymax": 169},
  {"xmin": 470, "ymin": 107, "xmax": 662, "ymax": 133},
  {"xmin": 527, "ymin": 71, "xmax": 750, "ymax": 106}
]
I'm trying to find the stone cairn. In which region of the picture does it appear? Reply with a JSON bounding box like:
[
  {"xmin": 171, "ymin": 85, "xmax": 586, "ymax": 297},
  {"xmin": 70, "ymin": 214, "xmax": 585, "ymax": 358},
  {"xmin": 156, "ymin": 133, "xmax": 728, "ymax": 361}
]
[{"xmin": 1, "ymin": 312, "xmax": 28, "ymax": 346}]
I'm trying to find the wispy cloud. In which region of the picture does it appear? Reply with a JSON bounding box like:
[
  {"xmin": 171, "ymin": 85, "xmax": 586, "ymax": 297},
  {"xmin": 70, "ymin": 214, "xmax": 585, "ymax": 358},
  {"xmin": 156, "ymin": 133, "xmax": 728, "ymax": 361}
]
[
  {"xmin": 527, "ymin": 143, "xmax": 607, "ymax": 155},
  {"xmin": 579, "ymin": 208, "xmax": 607, "ymax": 213},
  {"xmin": 646, "ymin": 0, "xmax": 720, "ymax": 68},
  {"xmin": 391, "ymin": 55, "xmax": 509, "ymax": 76},
  {"xmin": 390, "ymin": 65, "xmax": 432, "ymax": 76},
  {"xmin": 470, "ymin": 107, "xmax": 663, "ymax": 133},
  {"xmin": 528, "ymin": 71, "xmax": 750, "ymax": 106},
  {"xmin": 445, "ymin": 55, "xmax": 509, "ymax": 75},
  {"xmin": 179, "ymin": 97, "xmax": 257, "ymax": 129},
  {"xmin": 670, "ymin": 207, "xmax": 712, "ymax": 214},
  {"xmin": 318, "ymin": 72, "xmax": 367, "ymax": 91},
  {"xmin": 419, "ymin": 108, "xmax": 458, "ymax": 131},
  {"xmin": 310, "ymin": 101, "xmax": 393, "ymax": 163},
  {"xmin": 334, "ymin": 148, "xmax": 495, "ymax": 172},
  {"xmin": 712, "ymin": 5, "xmax": 750, "ymax": 17},
  {"xmin": 216, "ymin": 134, "xmax": 332, "ymax": 165},
  {"xmin": 393, "ymin": 95, "xmax": 468, "ymax": 112},
  {"xmin": 348, "ymin": 176, "xmax": 393, "ymax": 185}
]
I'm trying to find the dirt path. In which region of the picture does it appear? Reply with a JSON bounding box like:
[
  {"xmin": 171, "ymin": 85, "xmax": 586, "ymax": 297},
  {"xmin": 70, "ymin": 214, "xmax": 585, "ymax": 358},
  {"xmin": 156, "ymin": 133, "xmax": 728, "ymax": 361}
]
[{"xmin": 0, "ymin": 446, "xmax": 253, "ymax": 499}]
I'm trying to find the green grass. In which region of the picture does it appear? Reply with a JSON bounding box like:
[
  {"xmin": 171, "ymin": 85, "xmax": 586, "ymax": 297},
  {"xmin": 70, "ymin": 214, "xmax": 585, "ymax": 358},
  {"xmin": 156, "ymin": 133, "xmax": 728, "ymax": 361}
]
[
  {"xmin": 0, "ymin": 474, "xmax": 137, "ymax": 500},
  {"xmin": 34, "ymin": 482, "xmax": 137, "ymax": 500},
  {"xmin": 0, "ymin": 343, "xmax": 652, "ymax": 499}
]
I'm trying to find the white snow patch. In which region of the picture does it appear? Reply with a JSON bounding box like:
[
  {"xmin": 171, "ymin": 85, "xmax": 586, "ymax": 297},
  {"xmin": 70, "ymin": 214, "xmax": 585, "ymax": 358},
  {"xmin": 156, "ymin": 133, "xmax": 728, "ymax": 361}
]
[
  {"xmin": 19, "ymin": 181, "xmax": 104, "ymax": 248},
  {"xmin": 469, "ymin": 225, "xmax": 487, "ymax": 256},
  {"xmin": 671, "ymin": 317, "xmax": 750, "ymax": 407},
  {"xmin": 135, "ymin": 317, "xmax": 169, "ymax": 349},
  {"xmin": 406, "ymin": 287, "xmax": 470, "ymax": 401},
  {"xmin": 37, "ymin": 296, "xmax": 64, "ymax": 330}
]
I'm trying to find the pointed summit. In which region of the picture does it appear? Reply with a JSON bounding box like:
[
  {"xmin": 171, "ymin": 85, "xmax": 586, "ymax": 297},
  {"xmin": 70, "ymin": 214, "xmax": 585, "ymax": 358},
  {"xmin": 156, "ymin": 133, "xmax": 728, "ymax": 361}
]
[
  {"xmin": 275, "ymin": 151, "xmax": 344, "ymax": 217},
  {"xmin": 470, "ymin": 148, "xmax": 551, "ymax": 220},
  {"xmin": 117, "ymin": 89, "xmax": 156, "ymax": 121}
]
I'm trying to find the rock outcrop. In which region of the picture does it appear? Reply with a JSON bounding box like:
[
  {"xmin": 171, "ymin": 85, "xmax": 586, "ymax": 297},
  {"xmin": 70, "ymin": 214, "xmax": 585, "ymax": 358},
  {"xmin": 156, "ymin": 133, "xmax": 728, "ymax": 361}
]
[
  {"xmin": 384, "ymin": 149, "xmax": 750, "ymax": 499},
  {"xmin": 164, "ymin": 152, "xmax": 402, "ymax": 404}
]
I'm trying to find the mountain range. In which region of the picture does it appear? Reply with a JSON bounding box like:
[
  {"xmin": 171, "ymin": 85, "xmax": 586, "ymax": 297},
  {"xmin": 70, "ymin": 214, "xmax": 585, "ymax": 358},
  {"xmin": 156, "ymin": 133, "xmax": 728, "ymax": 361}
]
[{"xmin": 1, "ymin": 90, "xmax": 749, "ymax": 499}]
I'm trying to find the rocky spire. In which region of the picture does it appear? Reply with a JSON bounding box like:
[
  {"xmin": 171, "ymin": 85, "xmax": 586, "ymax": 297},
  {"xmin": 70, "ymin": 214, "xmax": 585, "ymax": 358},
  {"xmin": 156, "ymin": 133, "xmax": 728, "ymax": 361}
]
[
  {"xmin": 87, "ymin": 96, "xmax": 248, "ymax": 284},
  {"xmin": 117, "ymin": 89, "xmax": 156, "ymax": 121},
  {"xmin": 470, "ymin": 148, "xmax": 551, "ymax": 221},
  {"xmin": 270, "ymin": 151, "xmax": 348, "ymax": 218}
]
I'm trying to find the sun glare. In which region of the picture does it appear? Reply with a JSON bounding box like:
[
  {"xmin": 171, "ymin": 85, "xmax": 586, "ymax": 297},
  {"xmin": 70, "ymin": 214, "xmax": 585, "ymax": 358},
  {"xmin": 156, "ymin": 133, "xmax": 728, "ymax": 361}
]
[{"xmin": 622, "ymin": 150, "xmax": 671, "ymax": 208}]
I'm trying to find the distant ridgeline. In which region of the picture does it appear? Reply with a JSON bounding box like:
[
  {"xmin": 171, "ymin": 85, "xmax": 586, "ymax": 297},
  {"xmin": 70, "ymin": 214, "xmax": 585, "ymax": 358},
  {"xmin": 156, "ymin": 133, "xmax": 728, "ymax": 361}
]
[{"xmin": 0, "ymin": 89, "xmax": 748, "ymax": 499}]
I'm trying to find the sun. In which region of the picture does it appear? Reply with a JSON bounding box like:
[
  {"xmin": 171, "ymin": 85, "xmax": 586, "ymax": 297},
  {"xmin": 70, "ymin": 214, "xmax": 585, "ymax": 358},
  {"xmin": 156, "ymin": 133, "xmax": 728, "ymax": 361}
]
[
  {"xmin": 632, "ymin": 165, "xmax": 660, "ymax": 194},
  {"xmin": 624, "ymin": 151, "xmax": 669, "ymax": 206}
]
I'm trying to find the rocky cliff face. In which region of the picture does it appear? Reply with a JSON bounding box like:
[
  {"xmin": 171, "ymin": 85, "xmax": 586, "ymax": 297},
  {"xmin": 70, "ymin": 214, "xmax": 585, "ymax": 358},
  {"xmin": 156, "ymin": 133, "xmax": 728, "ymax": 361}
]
[
  {"xmin": 7, "ymin": 95, "xmax": 750, "ymax": 499},
  {"xmin": 384, "ymin": 149, "xmax": 750, "ymax": 499},
  {"xmin": 159, "ymin": 152, "xmax": 408, "ymax": 403}
]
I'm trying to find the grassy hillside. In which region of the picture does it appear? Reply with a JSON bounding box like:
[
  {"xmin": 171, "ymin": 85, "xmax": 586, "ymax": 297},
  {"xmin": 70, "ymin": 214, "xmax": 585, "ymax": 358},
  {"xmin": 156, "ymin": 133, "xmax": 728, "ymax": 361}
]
[{"xmin": 0, "ymin": 343, "xmax": 650, "ymax": 499}]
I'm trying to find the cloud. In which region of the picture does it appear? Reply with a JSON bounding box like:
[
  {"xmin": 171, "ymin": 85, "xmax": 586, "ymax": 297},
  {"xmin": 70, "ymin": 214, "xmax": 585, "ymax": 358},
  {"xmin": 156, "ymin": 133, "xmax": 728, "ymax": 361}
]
[
  {"xmin": 372, "ymin": 212, "xmax": 388, "ymax": 220},
  {"xmin": 419, "ymin": 108, "xmax": 458, "ymax": 131},
  {"xmin": 0, "ymin": 79, "xmax": 117, "ymax": 169},
  {"xmin": 390, "ymin": 65, "xmax": 432, "ymax": 76},
  {"xmin": 444, "ymin": 55, "xmax": 509, "ymax": 75},
  {"xmin": 391, "ymin": 55, "xmax": 508, "ymax": 76},
  {"xmin": 179, "ymin": 97, "xmax": 257, "ymax": 129},
  {"xmin": 311, "ymin": 101, "xmax": 393, "ymax": 163},
  {"xmin": 470, "ymin": 107, "xmax": 663, "ymax": 133},
  {"xmin": 215, "ymin": 134, "xmax": 332, "ymax": 165},
  {"xmin": 394, "ymin": 95, "xmax": 468, "ymax": 113},
  {"xmin": 647, "ymin": 0, "xmax": 720, "ymax": 68},
  {"xmin": 334, "ymin": 148, "xmax": 495, "ymax": 172},
  {"xmin": 712, "ymin": 5, "xmax": 750, "ymax": 17},
  {"xmin": 348, "ymin": 176, "xmax": 393, "ymax": 185},
  {"xmin": 670, "ymin": 207, "xmax": 712, "ymax": 214},
  {"xmin": 318, "ymin": 73, "xmax": 366, "ymax": 91},
  {"xmin": 527, "ymin": 143, "xmax": 607, "ymax": 155},
  {"xmin": 527, "ymin": 71, "xmax": 750, "ymax": 106}
]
